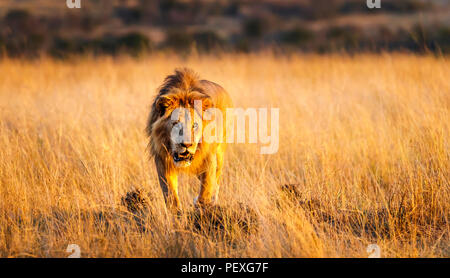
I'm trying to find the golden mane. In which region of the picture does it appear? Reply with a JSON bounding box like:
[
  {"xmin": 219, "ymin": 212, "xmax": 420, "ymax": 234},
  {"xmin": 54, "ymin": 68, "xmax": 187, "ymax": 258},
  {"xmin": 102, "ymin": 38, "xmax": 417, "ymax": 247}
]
[
  {"xmin": 158, "ymin": 67, "xmax": 202, "ymax": 95},
  {"xmin": 146, "ymin": 68, "xmax": 212, "ymax": 169},
  {"xmin": 146, "ymin": 68, "xmax": 232, "ymax": 211},
  {"xmin": 146, "ymin": 68, "xmax": 207, "ymax": 138}
]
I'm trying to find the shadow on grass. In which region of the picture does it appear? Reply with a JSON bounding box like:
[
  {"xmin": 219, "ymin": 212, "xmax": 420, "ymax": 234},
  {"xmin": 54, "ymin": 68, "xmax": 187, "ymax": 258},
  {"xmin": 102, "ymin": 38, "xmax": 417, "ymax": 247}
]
[
  {"xmin": 185, "ymin": 203, "xmax": 259, "ymax": 243},
  {"xmin": 3, "ymin": 187, "xmax": 259, "ymax": 253},
  {"xmin": 278, "ymin": 184, "xmax": 448, "ymax": 240}
]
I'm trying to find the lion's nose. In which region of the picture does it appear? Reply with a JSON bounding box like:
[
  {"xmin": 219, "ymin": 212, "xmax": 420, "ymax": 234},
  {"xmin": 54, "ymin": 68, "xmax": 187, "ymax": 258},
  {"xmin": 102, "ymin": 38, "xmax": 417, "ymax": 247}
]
[
  {"xmin": 181, "ymin": 142, "xmax": 192, "ymax": 148},
  {"xmin": 180, "ymin": 150, "xmax": 190, "ymax": 157}
]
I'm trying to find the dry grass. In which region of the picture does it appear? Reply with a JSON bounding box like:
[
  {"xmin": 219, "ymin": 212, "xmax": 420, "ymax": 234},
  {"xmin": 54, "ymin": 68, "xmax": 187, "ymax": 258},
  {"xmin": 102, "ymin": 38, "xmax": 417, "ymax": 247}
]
[{"xmin": 0, "ymin": 53, "xmax": 448, "ymax": 258}]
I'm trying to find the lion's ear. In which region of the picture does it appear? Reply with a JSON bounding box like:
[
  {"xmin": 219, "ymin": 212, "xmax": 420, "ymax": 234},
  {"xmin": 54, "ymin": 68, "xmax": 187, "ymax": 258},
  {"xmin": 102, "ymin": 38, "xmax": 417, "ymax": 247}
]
[
  {"xmin": 190, "ymin": 92, "xmax": 213, "ymax": 111},
  {"xmin": 200, "ymin": 96, "xmax": 213, "ymax": 111},
  {"xmin": 156, "ymin": 95, "xmax": 176, "ymax": 116}
]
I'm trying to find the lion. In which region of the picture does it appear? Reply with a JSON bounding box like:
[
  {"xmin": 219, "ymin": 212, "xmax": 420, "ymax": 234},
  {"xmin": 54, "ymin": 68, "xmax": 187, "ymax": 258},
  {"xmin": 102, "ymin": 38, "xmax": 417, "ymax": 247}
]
[{"xmin": 146, "ymin": 68, "xmax": 233, "ymax": 213}]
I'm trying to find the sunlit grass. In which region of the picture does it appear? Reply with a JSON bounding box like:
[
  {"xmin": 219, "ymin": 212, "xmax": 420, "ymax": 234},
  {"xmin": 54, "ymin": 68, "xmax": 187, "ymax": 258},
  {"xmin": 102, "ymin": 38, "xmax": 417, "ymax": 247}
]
[{"xmin": 0, "ymin": 53, "xmax": 448, "ymax": 257}]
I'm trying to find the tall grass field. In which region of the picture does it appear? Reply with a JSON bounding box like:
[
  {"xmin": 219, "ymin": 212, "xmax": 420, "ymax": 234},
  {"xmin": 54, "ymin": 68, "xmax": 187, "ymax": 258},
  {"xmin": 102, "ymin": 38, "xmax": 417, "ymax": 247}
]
[{"xmin": 0, "ymin": 53, "xmax": 448, "ymax": 257}]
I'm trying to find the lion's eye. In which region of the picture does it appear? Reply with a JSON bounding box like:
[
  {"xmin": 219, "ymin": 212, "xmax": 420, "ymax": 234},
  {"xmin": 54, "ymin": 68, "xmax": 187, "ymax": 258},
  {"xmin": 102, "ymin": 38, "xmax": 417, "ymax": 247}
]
[{"xmin": 193, "ymin": 122, "xmax": 199, "ymax": 130}]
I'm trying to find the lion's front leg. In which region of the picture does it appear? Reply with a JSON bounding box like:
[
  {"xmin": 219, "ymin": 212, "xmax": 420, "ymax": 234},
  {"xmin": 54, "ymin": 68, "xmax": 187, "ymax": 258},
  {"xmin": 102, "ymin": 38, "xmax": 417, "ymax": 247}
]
[
  {"xmin": 195, "ymin": 155, "xmax": 218, "ymax": 207},
  {"xmin": 155, "ymin": 157, "xmax": 180, "ymax": 213},
  {"xmin": 213, "ymin": 148, "xmax": 225, "ymax": 203}
]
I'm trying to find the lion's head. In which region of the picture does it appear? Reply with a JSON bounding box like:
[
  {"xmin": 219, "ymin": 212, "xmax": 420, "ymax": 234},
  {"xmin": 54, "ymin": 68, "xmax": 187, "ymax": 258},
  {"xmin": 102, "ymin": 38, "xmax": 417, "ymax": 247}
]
[{"xmin": 146, "ymin": 68, "xmax": 213, "ymax": 168}]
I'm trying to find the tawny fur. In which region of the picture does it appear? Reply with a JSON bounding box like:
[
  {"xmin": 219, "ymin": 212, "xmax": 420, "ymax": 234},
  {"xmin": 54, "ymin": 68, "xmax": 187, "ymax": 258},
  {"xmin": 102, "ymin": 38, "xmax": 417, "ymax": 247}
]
[{"xmin": 146, "ymin": 68, "xmax": 233, "ymax": 212}]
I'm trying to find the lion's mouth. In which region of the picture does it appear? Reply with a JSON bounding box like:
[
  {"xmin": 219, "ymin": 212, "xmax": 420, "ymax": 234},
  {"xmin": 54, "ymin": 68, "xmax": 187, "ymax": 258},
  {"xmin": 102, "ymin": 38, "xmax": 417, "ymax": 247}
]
[{"xmin": 173, "ymin": 152, "xmax": 193, "ymax": 163}]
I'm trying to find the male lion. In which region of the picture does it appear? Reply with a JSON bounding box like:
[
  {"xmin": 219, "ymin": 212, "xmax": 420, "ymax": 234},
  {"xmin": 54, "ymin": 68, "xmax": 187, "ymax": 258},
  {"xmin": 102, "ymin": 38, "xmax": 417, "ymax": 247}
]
[{"xmin": 146, "ymin": 68, "xmax": 233, "ymax": 213}]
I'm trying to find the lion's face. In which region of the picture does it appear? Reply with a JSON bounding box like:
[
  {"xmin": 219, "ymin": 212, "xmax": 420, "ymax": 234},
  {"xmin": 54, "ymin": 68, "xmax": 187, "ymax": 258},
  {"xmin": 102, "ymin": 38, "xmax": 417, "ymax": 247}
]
[
  {"xmin": 168, "ymin": 107, "xmax": 202, "ymax": 167},
  {"xmin": 152, "ymin": 91, "xmax": 212, "ymax": 168}
]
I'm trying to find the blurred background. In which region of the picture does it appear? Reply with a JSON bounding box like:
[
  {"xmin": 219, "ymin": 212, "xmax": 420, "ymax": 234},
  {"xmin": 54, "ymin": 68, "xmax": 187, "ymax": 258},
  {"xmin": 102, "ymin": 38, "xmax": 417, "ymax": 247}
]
[{"xmin": 0, "ymin": 0, "xmax": 449, "ymax": 58}]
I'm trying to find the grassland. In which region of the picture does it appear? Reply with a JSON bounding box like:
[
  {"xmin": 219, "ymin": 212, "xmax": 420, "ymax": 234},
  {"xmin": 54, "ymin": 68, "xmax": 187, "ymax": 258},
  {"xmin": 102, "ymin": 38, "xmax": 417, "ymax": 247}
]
[{"xmin": 0, "ymin": 53, "xmax": 448, "ymax": 257}]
